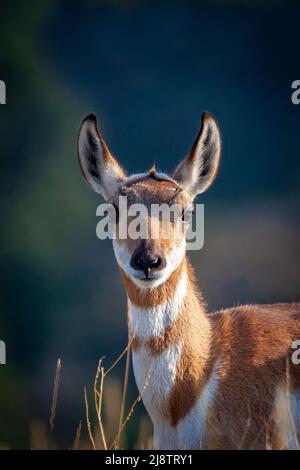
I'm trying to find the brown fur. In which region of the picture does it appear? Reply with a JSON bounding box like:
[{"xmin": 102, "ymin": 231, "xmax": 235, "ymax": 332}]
[
  {"xmin": 120, "ymin": 260, "xmax": 185, "ymax": 309},
  {"xmin": 206, "ymin": 303, "xmax": 300, "ymax": 449},
  {"xmin": 112, "ymin": 176, "xmax": 193, "ymax": 209},
  {"xmin": 125, "ymin": 255, "xmax": 300, "ymax": 448},
  {"xmin": 114, "ymin": 176, "xmax": 193, "ymax": 267},
  {"xmin": 78, "ymin": 113, "xmax": 300, "ymax": 449}
]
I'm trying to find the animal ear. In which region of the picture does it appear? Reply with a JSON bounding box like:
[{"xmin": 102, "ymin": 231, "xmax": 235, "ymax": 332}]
[
  {"xmin": 77, "ymin": 113, "xmax": 127, "ymax": 199},
  {"xmin": 172, "ymin": 112, "xmax": 221, "ymax": 197}
]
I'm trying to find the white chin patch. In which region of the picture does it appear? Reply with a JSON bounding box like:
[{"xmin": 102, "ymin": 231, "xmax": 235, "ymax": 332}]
[
  {"xmin": 112, "ymin": 239, "xmax": 186, "ymax": 289},
  {"xmin": 130, "ymin": 273, "xmax": 170, "ymax": 289}
]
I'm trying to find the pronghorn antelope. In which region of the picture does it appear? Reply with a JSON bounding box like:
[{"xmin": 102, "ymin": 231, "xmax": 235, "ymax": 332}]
[{"xmin": 78, "ymin": 111, "xmax": 300, "ymax": 450}]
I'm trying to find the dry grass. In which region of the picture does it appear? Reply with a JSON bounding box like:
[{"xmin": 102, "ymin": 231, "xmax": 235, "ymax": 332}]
[
  {"xmin": 28, "ymin": 347, "xmax": 298, "ymax": 450},
  {"xmin": 49, "ymin": 358, "xmax": 61, "ymax": 435},
  {"xmin": 84, "ymin": 337, "xmax": 152, "ymax": 450},
  {"xmin": 72, "ymin": 420, "xmax": 82, "ymax": 451},
  {"xmin": 29, "ymin": 338, "xmax": 153, "ymax": 450},
  {"xmin": 29, "ymin": 300, "xmax": 153, "ymax": 450}
]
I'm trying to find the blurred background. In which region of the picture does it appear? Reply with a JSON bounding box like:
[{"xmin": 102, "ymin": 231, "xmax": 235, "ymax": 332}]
[{"xmin": 0, "ymin": 0, "xmax": 300, "ymax": 449}]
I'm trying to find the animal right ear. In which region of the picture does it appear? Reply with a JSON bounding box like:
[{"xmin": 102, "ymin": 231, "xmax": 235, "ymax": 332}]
[
  {"xmin": 77, "ymin": 113, "xmax": 127, "ymax": 199},
  {"xmin": 172, "ymin": 112, "xmax": 221, "ymax": 197}
]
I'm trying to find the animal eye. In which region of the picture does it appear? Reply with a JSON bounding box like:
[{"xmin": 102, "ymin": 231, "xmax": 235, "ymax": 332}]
[
  {"xmin": 182, "ymin": 208, "xmax": 193, "ymax": 224},
  {"xmin": 113, "ymin": 204, "xmax": 119, "ymax": 223}
]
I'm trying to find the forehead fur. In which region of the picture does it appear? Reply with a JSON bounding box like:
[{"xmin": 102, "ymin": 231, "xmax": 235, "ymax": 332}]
[{"xmin": 113, "ymin": 172, "xmax": 192, "ymax": 207}]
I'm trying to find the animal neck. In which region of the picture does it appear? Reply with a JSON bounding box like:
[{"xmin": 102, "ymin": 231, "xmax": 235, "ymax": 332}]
[
  {"xmin": 120, "ymin": 256, "xmax": 211, "ymax": 379},
  {"xmin": 120, "ymin": 257, "xmax": 213, "ymax": 426}
]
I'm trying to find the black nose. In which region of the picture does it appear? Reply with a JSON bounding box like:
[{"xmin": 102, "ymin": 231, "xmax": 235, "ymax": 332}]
[
  {"xmin": 131, "ymin": 249, "xmax": 163, "ymax": 277},
  {"xmin": 136, "ymin": 255, "xmax": 161, "ymax": 270}
]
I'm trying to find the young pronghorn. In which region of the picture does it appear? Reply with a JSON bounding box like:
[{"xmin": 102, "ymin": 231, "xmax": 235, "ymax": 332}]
[{"xmin": 78, "ymin": 112, "xmax": 300, "ymax": 450}]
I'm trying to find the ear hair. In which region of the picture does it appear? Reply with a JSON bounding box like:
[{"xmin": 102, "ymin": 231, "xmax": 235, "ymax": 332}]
[
  {"xmin": 77, "ymin": 113, "xmax": 126, "ymax": 199},
  {"xmin": 172, "ymin": 112, "xmax": 221, "ymax": 197}
]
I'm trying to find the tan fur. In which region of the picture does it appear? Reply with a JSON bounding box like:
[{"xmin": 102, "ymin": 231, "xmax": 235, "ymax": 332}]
[
  {"xmin": 78, "ymin": 113, "xmax": 300, "ymax": 448},
  {"xmin": 112, "ymin": 176, "xmax": 192, "ymax": 209},
  {"xmin": 206, "ymin": 303, "xmax": 300, "ymax": 449},
  {"xmin": 124, "ymin": 243, "xmax": 300, "ymax": 448},
  {"xmin": 120, "ymin": 261, "xmax": 184, "ymax": 309},
  {"xmin": 113, "ymin": 176, "xmax": 192, "ymax": 258},
  {"xmin": 115, "ymin": 178, "xmax": 300, "ymax": 449}
]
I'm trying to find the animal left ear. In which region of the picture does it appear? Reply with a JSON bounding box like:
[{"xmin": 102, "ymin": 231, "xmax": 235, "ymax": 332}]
[
  {"xmin": 172, "ymin": 112, "xmax": 221, "ymax": 197},
  {"xmin": 77, "ymin": 113, "xmax": 127, "ymax": 200}
]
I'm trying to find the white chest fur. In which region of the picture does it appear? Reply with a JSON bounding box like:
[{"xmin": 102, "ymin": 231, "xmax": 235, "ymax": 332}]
[
  {"xmin": 132, "ymin": 342, "xmax": 182, "ymax": 420},
  {"xmin": 132, "ymin": 346, "xmax": 219, "ymax": 450},
  {"xmin": 130, "ymin": 270, "xmax": 187, "ymax": 339},
  {"xmin": 129, "ymin": 271, "xmax": 218, "ymax": 449},
  {"xmin": 129, "ymin": 272, "xmax": 187, "ymax": 420},
  {"xmin": 177, "ymin": 361, "xmax": 219, "ymax": 449}
]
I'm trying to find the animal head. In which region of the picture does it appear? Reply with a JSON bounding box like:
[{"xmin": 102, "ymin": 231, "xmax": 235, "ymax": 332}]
[{"xmin": 78, "ymin": 112, "xmax": 221, "ymax": 288}]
